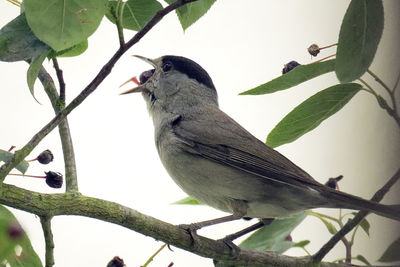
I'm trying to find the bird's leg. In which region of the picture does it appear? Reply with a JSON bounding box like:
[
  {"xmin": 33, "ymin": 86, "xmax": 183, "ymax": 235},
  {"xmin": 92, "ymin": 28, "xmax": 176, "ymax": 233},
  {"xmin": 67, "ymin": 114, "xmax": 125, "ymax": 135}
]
[
  {"xmin": 219, "ymin": 218, "xmax": 274, "ymax": 256},
  {"xmin": 223, "ymin": 218, "xmax": 274, "ymax": 242},
  {"xmin": 178, "ymin": 215, "xmax": 241, "ymax": 247},
  {"xmin": 179, "ymin": 214, "xmax": 240, "ymax": 232}
]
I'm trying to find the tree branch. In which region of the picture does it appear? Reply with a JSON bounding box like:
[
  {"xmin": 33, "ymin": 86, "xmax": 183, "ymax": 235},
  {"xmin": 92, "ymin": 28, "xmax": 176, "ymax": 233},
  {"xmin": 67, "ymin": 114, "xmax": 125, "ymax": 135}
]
[
  {"xmin": 0, "ymin": 0, "xmax": 198, "ymax": 182},
  {"xmin": 313, "ymin": 168, "xmax": 400, "ymax": 262},
  {"xmin": 0, "ymin": 183, "xmax": 347, "ymax": 267},
  {"xmin": 40, "ymin": 216, "xmax": 55, "ymax": 267},
  {"xmin": 52, "ymin": 58, "xmax": 66, "ymax": 103},
  {"xmin": 38, "ymin": 68, "xmax": 79, "ymax": 192}
]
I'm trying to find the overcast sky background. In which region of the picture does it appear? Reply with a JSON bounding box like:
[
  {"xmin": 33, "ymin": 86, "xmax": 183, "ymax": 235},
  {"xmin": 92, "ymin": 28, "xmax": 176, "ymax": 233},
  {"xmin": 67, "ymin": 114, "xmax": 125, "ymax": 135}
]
[{"xmin": 1, "ymin": 1, "xmax": 399, "ymax": 266}]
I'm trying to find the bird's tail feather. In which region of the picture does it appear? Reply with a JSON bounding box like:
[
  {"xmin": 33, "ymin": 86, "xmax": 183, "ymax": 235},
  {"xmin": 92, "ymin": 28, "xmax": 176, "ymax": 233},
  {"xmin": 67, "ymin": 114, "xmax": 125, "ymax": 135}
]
[{"xmin": 320, "ymin": 188, "xmax": 400, "ymax": 221}]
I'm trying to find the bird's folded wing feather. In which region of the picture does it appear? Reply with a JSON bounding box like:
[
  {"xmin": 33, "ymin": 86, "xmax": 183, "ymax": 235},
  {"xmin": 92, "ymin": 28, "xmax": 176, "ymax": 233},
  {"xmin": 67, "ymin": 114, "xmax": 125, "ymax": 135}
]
[{"xmin": 172, "ymin": 107, "xmax": 322, "ymax": 190}]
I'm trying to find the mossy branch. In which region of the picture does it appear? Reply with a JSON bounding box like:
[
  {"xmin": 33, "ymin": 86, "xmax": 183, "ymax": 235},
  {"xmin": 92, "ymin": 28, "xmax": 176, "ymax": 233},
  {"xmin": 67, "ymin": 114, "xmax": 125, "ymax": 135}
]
[
  {"xmin": 37, "ymin": 68, "xmax": 79, "ymax": 192},
  {"xmin": 39, "ymin": 216, "xmax": 55, "ymax": 267},
  {"xmin": 0, "ymin": 183, "xmax": 347, "ymax": 267}
]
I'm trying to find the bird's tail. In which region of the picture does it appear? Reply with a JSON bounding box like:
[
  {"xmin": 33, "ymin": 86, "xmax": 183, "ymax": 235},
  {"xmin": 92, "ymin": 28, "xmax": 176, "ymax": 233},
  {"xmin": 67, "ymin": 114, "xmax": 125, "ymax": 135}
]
[{"xmin": 320, "ymin": 188, "xmax": 400, "ymax": 221}]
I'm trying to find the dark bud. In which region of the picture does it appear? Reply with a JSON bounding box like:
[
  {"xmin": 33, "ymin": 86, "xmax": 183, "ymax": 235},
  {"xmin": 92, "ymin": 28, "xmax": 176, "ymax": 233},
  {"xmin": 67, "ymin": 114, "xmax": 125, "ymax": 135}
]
[
  {"xmin": 308, "ymin": 44, "xmax": 320, "ymax": 57},
  {"xmin": 107, "ymin": 256, "xmax": 125, "ymax": 267},
  {"xmin": 168, "ymin": 262, "xmax": 174, "ymax": 267},
  {"xmin": 37, "ymin": 149, "xmax": 54, "ymax": 164},
  {"xmin": 325, "ymin": 175, "xmax": 343, "ymax": 190},
  {"xmin": 7, "ymin": 222, "xmax": 23, "ymax": 239},
  {"xmin": 285, "ymin": 235, "xmax": 292, "ymax": 242},
  {"xmin": 45, "ymin": 171, "xmax": 63, "ymax": 188},
  {"xmin": 282, "ymin": 61, "xmax": 301, "ymax": 74},
  {"xmin": 139, "ymin": 69, "xmax": 155, "ymax": 84}
]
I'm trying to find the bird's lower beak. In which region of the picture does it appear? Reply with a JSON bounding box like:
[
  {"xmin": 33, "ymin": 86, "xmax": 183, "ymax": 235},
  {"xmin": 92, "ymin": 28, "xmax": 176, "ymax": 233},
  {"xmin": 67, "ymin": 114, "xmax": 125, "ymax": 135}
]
[
  {"xmin": 119, "ymin": 76, "xmax": 143, "ymax": 95},
  {"xmin": 119, "ymin": 55, "xmax": 157, "ymax": 95}
]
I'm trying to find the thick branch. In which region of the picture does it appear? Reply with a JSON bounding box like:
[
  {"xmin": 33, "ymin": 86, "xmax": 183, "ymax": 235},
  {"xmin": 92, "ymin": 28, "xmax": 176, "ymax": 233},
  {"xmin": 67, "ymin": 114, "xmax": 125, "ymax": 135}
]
[
  {"xmin": 0, "ymin": 183, "xmax": 345, "ymax": 267},
  {"xmin": 313, "ymin": 168, "xmax": 400, "ymax": 262},
  {"xmin": 40, "ymin": 216, "xmax": 55, "ymax": 267},
  {"xmin": 38, "ymin": 68, "xmax": 79, "ymax": 191},
  {"xmin": 0, "ymin": 0, "xmax": 198, "ymax": 182}
]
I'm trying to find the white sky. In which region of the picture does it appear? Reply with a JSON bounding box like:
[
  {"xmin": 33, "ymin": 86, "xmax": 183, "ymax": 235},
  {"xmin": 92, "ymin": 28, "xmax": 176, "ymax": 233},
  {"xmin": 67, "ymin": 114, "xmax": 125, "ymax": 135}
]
[{"xmin": 1, "ymin": 1, "xmax": 399, "ymax": 266}]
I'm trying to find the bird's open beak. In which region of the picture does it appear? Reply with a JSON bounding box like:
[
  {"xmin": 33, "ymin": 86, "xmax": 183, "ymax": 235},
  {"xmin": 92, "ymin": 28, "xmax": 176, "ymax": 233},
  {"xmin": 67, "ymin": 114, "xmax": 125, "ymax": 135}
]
[{"xmin": 119, "ymin": 55, "xmax": 157, "ymax": 95}]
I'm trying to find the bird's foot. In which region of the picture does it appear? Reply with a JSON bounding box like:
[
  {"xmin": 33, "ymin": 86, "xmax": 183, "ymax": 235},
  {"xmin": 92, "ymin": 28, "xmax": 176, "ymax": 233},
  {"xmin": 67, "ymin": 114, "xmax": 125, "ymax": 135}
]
[
  {"xmin": 178, "ymin": 223, "xmax": 202, "ymax": 248},
  {"xmin": 218, "ymin": 236, "xmax": 241, "ymax": 258}
]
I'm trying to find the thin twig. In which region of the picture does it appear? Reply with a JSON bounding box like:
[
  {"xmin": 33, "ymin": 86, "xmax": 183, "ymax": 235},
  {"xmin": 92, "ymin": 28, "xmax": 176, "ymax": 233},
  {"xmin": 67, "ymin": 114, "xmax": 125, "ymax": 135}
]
[
  {"xmin": 319, "ymin": 43, "xmax": 338, "ymax": 50},
  {"xmin": 358, "ymin": 78, "xmax": 375, "ymax": 94},
  {"xmin": 359, "ymin": 78, "xmax": 400, "ymax": 128},
  {"xmin": 340, "ymin": 237, "xmax": 351, "ymax": 264},
  {"xmin": 367, "ymin": 69, "xmax": 400, "ymax": 121},
  {"xmin": 116, "ymin": 0, "xmax": 126, "ymax": 46},
  {"xmin": 393, "ymin": 71, "xmax": 400, "ymax": 94},
  {"xmin": 142, "ymin": 243, "xmax": 167, "ymax": 267},
  {"xmin": 391, "ymin": 71, "xmax": 400, "ymax": 114},
  {"xmin": 6, "ymin": 0, "xmax": 21, "ymax": 7},
  {"xmin": 313, "ymin": 54, "xmax": 335, "ymax": 63},
  {"xmin": 313, "ymin": 168, "xmax": 400, "ymax": 262},
  {"xmin": 52, "ymin": 58, "xmax": 66, "ymax": 103},
  {"xmin": 367, "ymin": 69, "xmax": 392, "ymax": 97},
  {"xmin": 40, "ymin": 216, "xmax": 55, "ymax": 267},
  {"xmin": 0, "ymin": 0, "xmax": 199, "ymax": 182}
]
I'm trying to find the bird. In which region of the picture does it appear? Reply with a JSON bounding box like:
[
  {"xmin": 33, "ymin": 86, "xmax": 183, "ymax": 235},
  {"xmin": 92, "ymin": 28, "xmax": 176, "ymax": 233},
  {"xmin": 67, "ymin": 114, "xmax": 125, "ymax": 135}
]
[{"xmin": 120, "ymin": 55, "xmax": 400, "ymax": 230}]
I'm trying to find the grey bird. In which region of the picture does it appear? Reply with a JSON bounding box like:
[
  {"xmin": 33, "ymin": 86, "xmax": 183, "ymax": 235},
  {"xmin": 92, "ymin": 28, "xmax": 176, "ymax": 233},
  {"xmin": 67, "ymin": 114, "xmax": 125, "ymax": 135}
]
[{"xmin": 120, "ymin": 55, "xmax": 400, "ymax": 226}]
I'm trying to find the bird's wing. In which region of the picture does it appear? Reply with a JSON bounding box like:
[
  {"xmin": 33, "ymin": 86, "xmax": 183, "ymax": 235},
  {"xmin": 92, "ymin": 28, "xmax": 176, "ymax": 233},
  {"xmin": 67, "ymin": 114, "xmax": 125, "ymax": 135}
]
[
  {"xmin": 171, "ymin": 107, "xmax": 400, "ymax": 221},
  {"xmin": 172, "ymin": 106, "xmax": 323, "ymax": 190}
]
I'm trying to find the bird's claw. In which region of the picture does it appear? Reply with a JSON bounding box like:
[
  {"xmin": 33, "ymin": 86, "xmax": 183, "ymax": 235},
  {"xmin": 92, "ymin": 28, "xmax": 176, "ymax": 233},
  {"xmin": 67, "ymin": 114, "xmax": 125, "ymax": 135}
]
[
  {"xmin": 218, "ymin": 236, "xmax": 241, "ymax": 258},
  {"xmin": 178, "ymin": 223, "xmax": 202, "ymax": 248}
]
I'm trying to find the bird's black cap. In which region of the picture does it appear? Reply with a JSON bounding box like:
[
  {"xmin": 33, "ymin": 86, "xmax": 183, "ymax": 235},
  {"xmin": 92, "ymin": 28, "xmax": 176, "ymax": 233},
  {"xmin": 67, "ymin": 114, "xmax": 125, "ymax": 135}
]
[{"xmin": 162, "ymin": 55, "xmax": 216, "ymax": 90}]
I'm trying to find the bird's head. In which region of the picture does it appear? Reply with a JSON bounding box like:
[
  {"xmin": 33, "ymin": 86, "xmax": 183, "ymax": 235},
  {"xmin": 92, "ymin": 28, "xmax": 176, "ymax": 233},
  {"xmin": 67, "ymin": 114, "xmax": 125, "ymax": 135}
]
[{"xmin": 120, "ymin": 55, "xmax": 218, "ymax": 113}]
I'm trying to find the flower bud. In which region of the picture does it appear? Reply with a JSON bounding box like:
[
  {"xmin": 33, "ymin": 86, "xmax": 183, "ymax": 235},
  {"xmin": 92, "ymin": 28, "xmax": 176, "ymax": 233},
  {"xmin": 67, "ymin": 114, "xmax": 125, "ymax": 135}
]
[
  {"xmin": 37, "ymin": 149, "xmax": 54, "ymax": 164},
  {"xmin": 107, "ymin": 256, "xmax": 125, "ymax": 267},
  {"xmin": 308, "ymin": 44, "xmax": 320, "ymax": 57},
  {"xmin": 45, "ymin": 171, "xmax": 63, "ymax": 188},
  {"xmin": 282, "ymin": 61, "xmax": 301, "ymax": 74}
]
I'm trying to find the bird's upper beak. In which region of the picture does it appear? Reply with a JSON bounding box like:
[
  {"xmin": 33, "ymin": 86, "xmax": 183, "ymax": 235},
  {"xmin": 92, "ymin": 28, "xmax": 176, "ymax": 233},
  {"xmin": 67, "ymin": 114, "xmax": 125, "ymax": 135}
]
[{"xmin": 119, "ymin": 55, "xmax": 157, "ymax": 95}]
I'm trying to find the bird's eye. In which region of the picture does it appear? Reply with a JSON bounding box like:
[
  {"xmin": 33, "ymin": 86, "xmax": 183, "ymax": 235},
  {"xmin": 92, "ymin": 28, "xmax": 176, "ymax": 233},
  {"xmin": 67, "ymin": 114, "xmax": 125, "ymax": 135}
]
[{"xmin": 162, "ymin": 62, "xmax": 173, "ymax": 72}]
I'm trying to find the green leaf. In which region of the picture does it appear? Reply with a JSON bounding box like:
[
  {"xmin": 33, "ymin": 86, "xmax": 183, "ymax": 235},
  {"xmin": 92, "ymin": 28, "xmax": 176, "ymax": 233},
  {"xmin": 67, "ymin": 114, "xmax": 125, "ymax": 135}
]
[
  {"xmin": 239, "ymin": 212, "xmax": 307, "ymax": 253},
  {"xmin": 49, "ymin": 40, "xmax": 88, "ymax": 58},
  {"xmin": 172, "ymin": 196, "xmax": 202, "ymax": 205},
  {"xmin": 27, "ymin": 50, "xmax": 50, "ymax": 102},
  {"xmin": 165, "ymin": 0, "xmax": 216, "ymax": 30},
  {"xmin": 293, "ymin": 240, "xmax": 310, "ymax": 248},
  {"xmin": 0, "ymin": 13, "xmax": 50, "ymax": 62},
  {"xmin": 335, "ymin": 0, "xmax": 384, "ymax": 83},
  {"xmin": 267, "ymin": 83, "xmax": 362, "ymax": 148},
  {"xmin": 359, "ymin": 218, "xmax": 370, "ymax": 236},
  {"xmin": 240, "ymin": 60, "xmax": 336, "ymax": 95},
  {"xmin": 318, "ymin": 217, "xmax": 337, "ymax": 235},
  {"xmin": 351, "ymin": 212, "xmax": 370, "ymax": 236},
  {"xmin": 356, "ymin": 254, "xmax": 371, "ymax": 266},
  {"xmin": 0, "ymin": 205, "xmax": 42, "ymax": 267},
  {"xmin": 0, "ymin": 149, "xmax": 29, "ymax": 174},
  {"xmin": 378, "ymin": 236, "xmax": 400, "ymax": 262},
  {"xmin": 106, "ymin": 0, "xmax": 163, "ymax": 31},
  {"xmin": 24, "ymin": 0, "xmax": 107, "ymax": 51}
]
